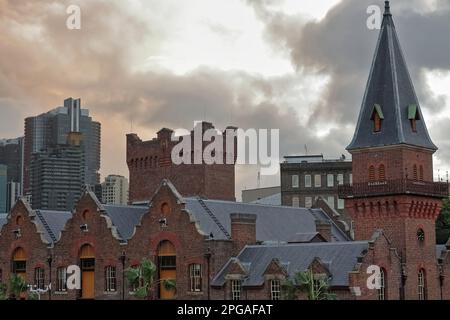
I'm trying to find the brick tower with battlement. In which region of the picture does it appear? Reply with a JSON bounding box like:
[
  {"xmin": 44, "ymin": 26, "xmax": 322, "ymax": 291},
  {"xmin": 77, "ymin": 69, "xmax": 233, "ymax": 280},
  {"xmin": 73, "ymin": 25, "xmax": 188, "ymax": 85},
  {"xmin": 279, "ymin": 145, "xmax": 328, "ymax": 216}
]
[
  {"xmin": 127, "ymin": 122, "xmax": 236, "ymax": 203},
  {"xmin": 339, "ymin": 1, "xmax": 448, "ymax": 300}
]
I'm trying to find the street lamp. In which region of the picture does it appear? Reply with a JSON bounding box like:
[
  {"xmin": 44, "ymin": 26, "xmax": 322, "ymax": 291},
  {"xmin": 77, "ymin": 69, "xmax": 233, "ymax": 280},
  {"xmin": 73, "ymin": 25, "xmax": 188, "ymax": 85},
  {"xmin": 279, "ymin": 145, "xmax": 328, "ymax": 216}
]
[
  {"xmin": 47, "ymin": 254, "xmax": 53, "ymax": 300},
  {"xmin": 119, "ymin": 251, "xmax": 126, "ymax": 300},
  {"xmin": 204, "ymin": 248, "xmax": 212, "ymax": 300}
]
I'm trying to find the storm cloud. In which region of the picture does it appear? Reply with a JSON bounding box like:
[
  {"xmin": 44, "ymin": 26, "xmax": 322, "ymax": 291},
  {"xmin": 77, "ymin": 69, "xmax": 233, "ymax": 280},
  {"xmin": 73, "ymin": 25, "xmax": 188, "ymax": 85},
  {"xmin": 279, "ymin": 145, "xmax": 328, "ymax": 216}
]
[{"xmin": 1, "ymin": 0, "xmax": 450, "ymax": 198}]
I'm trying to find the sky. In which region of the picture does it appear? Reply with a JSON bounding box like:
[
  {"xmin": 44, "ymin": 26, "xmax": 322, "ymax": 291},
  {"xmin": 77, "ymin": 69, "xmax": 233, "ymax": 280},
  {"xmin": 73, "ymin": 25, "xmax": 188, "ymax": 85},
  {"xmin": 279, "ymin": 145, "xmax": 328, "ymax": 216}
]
[{"xmin": 1, "ymin": 0, "xmax": 450, "ymax": 200}]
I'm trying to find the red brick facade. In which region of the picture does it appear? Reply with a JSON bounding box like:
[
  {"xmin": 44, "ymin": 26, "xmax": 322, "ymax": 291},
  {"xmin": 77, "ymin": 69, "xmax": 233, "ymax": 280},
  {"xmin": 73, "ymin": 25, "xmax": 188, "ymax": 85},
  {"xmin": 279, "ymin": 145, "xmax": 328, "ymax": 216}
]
[{"xmin": 126, "ymin": 122, "xmax": 236, "ymax": 203}]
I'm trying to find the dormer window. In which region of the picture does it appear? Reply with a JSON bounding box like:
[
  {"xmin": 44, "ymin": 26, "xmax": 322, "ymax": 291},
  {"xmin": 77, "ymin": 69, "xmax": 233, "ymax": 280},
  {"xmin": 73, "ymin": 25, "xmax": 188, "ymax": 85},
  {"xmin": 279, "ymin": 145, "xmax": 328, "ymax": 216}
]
[
  {"xmin": 408, "ymin": 104, "xmax": 420, "ymax": 132},
  {"xmin": 371, "ymin": 104, "xmax": 384, "ymax": 133}
]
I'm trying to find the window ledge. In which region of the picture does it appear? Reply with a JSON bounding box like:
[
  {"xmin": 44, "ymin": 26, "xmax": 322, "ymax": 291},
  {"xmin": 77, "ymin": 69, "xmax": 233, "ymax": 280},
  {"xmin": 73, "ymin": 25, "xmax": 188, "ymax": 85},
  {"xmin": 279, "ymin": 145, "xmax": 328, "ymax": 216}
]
[
  {"xmin": 54, "ymin": 291, "xmax": 68, "ymax": 295},
  {"xmin": 186, "ymin": 291, "xmax": 204, "ymax": 296},
  {"xmin": 103, "ymin": 291, "xmax": 118, "ymax": 295}
]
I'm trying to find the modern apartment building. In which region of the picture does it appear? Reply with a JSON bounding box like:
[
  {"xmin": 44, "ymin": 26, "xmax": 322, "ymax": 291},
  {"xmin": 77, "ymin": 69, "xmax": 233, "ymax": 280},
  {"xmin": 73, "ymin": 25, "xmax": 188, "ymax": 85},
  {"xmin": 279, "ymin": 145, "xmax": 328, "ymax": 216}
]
[
  {"xmin": 280, "ymin": 155, "xmax": 352, "ymax": 213},
  {"xmin": 24, "ymin": 98, "xmax": 101, "ymax": 194},
  {"xmin": 101, "ymin": 175, "xmax": 129, "ymax": 205},
  {"xmin": 0, "ymin": 137, "xmax": 24, "ymax": 192}
]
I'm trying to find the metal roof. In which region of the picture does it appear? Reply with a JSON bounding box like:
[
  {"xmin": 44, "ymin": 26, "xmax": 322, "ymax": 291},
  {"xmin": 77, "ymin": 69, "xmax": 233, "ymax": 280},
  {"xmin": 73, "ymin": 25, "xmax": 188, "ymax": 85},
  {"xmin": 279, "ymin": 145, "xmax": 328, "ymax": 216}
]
[
  {"xmin": 347, "ymin": 1, "xmax": 436, "ymax": 151},
  {"xmin": 34, "ymin": 210, "xmax": 72, "ymax": 243},
  {"xmin": 184, "ymin": 198, "xmax": 350, "ymax": 242},
  {"xmin": 212, "ymin": 241, "xmax": 369, "ymax": 287},
  {"xmin": 102, "ymin": 205, "xmax": 148, "ymax": 241}
]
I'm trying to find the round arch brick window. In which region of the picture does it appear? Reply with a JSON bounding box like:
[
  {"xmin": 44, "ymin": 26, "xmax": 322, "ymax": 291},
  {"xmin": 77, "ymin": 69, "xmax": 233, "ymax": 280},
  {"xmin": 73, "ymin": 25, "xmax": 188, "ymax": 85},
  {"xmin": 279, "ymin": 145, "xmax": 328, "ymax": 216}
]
[
  {"xmin": 161, "ymin": 203, "xmax": 170, "ymax": 215},
  {"xmin": 417, "ymin": 229, "xmax": 425, "ymax": 242},
  {"xmin": 16, "ymin": 215, "xmax": 23, "ymax": 226},
  {"xmin": 82, "ymin": 210, "xmax": 91, "ymax": 221}
]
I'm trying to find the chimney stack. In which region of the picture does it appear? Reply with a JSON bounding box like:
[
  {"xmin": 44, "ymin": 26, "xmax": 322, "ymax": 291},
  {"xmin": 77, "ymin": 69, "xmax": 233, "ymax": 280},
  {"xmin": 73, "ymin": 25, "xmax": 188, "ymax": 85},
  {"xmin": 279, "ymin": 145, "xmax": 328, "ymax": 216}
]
[
  {"xmin": 315, "ymin": 220, "xmax": 332, "ymax": 242},
  {"xmin": 230, "ymin": 213, "xmax": 257, "ymax": 255}
]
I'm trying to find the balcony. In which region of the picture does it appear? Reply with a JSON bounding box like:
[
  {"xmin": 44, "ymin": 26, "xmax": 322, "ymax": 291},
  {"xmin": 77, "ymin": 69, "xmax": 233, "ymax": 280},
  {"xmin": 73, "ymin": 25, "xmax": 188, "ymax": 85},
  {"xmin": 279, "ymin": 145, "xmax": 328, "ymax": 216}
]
[{"xmin": 338, "ymin": 179, "xmax": 449, "ymax": 199}]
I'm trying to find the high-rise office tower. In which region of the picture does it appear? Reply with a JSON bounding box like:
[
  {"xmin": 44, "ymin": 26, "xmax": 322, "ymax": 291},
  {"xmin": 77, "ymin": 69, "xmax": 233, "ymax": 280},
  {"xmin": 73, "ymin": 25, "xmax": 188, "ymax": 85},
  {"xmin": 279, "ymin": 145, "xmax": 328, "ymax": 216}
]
[
  {"xmin": 29, "ymin": 132, "xmax": 85, "ymax": 211},
  {"xmin": 24, "ymin": 98, "xmax": 101, "ymax": 195},
  {"xmin": 0, "ymin": 137, "xmax": 24, "ymax": 193}
]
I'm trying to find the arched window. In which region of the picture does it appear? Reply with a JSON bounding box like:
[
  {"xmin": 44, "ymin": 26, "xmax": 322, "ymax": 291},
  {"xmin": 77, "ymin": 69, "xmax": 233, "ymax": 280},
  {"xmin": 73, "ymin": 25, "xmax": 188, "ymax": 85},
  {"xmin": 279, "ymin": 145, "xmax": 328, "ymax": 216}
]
[
  {"xmin": 12, "ymin": 247, "xmax": 26, "ymax": 275},
  {"xmin": 144, "ymin": 157, "xmax": 148, "ymax": 168},
  {"xmin": 417, "ymin": 229, "xmax": 425, "ymax": 243},
  {"xmin": 158, "ymin": 240, "xmax": 176, "ymax": 299},
  {"xmin": 377, "ymin": 268, "xmax": 387, "ymax": 300},
  {"xmin": 418, "ymin": 269, "xmax": 426, "ymax": 300},
  {"xmin": 378, "ymin": 164, "xmax": 386, "ymax": 181},
  {"xmin": 16, "ymin": 216, "xmax": 23, "ymax": 226},
  {"xmin": 413, "ymin": 165, "xmax": 418, "ymax": 181},
  {"xmin": 419, "ymin": 165, "xmax": 424, "ymax": 181},
  {"xmin": 369, "ymin": 166, "xmax": 376, "ymax": 182},
  {"xmin": 79, "ymin": 244, "xmax": 95, "ymax": 299}
]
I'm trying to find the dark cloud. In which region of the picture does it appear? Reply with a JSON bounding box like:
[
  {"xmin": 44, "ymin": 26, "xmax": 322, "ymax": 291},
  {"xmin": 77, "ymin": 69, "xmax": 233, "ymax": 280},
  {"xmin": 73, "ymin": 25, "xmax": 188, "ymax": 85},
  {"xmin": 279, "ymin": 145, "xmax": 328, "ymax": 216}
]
[
  {"xmin": 246, "ymin": 0, "xmax": 450, "ymax": 170},
  {"xmin": 2, "ymin": 0, "xmax": 449, "ymax": 198}
]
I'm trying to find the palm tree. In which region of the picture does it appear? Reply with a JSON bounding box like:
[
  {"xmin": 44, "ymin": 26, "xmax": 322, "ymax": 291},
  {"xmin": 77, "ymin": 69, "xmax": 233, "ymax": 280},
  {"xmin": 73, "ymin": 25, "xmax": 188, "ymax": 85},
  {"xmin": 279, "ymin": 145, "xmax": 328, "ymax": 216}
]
[
  {"xmin": 125, "ymin": 258, "xmax": 176, "ymax": 300},
  {"xmin": 8, "ymin": 275, "xmax": 28, "ymax": 300},
  {"xmin": 282, "ymin": 269, "xmax": 336, "ymax": 300}
]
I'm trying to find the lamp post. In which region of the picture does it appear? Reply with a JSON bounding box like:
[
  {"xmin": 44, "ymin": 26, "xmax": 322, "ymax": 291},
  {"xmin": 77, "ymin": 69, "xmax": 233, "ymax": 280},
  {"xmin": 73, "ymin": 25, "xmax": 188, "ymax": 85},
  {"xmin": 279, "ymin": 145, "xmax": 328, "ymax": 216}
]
[
  {"xmin": 119, "ymin": 251, "xmax": 126, "ymax": 300},
  {"xmin": 47, "ymin": 254, "xmax": 53, "ymax": 300},
  {"xmin": 204, "ymin": 248, "xmax": 212, "ymax": 300}
]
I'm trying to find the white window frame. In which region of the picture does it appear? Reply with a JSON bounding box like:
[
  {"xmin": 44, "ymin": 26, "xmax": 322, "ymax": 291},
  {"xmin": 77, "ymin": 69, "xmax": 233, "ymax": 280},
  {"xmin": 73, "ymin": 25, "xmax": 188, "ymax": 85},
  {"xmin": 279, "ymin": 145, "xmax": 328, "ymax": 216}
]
[
  {"xmin": 56, "ymin": 267, "xmax": 67, "ymax": 292},
  {"xmin": 349, "ymin": 173, "xmax": 353, "ymax": 186},
  {"xmin": 291, "ymin": 175, "xmax": 299, "ymax": 188},
  {"xmin": 314, "ymin": 175, "xmax": 321, "ymax": 188},
  {"xmin": 105, "ymin": 266, "xmax": 117, "ymax": 292},
  {"xmin": 231, "ymin": 280, "xmax": 242, "ymax": 300},
  {"xmin": 304, "ymin": 175, "xmax": 312, "ymax": 188},
  {"xmin": 305, "ymin": 197, "xmax": 313, "ymax": 209},
  {"xmin": 327, "ymin": 174, "xmax": 334, "ymax": 187},
  {"xmin": 34, "ymin": 268, "xmax": 45, "ymax": 290},
  {"xmin": 190, "ymin": 264, "xmax": 202, "ymax": 292},
  {"xmin": 338, "ymin": 198, "xmax": 345, "ymax": 210},
  {"xmin": 271, "ymin": 280, "xmax": 281, "ymax": 300},
  {"xmin": 337, "ymin": 174, "xmax": 344, "ymax": 186}
]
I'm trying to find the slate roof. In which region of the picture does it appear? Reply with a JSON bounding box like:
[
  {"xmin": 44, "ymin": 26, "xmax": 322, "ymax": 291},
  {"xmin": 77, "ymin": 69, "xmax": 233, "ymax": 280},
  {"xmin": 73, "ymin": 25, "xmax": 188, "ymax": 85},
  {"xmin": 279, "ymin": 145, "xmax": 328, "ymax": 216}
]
[
  {"xmin": 184, "ymin": 198, "xmax": 350, "ymax": 242},
  {"xmin": 347, "ymin": 1, "xmax": 436, "ymax": 151},
  {"xmin": 212, "ymin": 242, "xmax": 369, "ymax": 287},
  {"xmin": 287, "ymin": 232, "xmax": 322, "ymax": 243},
  {"xmin": 34, "ymin": 210, "xmax": 72, "ymax": 243},
  {"xmin": 250, "ymin": 193, "xmax": 281, "ymax": 206},
  {"xmin": 102, "ymin": 205, "xmax": 148, "ymax": 241}
]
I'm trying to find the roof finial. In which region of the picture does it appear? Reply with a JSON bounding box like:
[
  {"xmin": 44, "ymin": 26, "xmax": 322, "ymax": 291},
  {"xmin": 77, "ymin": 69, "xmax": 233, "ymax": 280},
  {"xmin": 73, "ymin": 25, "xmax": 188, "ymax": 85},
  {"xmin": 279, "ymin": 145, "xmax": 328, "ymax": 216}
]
[{"xmin": 384, "ymin": 1, "xmax": 392, "ymax": 16}]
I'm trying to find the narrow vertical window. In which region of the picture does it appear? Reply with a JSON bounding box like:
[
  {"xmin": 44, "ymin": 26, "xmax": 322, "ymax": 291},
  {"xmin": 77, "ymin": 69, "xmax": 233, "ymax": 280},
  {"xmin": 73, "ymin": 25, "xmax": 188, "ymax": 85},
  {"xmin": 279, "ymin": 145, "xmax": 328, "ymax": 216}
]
[
  {"xmin": 337, "ymin": 174, "xmax": 344, "ymax": 185},
  {"xmin": 408, "ymin": 104, "xmax": 420, "ymax": 133},
  {"xmin": 379, "ymin": 164, "xmax": 386, "ymax": 181},
  {"xmin": 271, "ymin": 280, "xmax": 281, "ymax": 300},
  {"xmin": 369, "ymin": 166, "xmax": 376, "ymax": 182},
  {"xmin": 291, "ymin": 175, "xmax": 299, "ymax": 188},
  {"xmin": 105, "ymin": 266, "xmax": 117, "ymax": 292},
  {"xmin": 418, "ymin": 269, "xmax": 426, "ymax": 300},
  {"xmin": 419, "ymin": 165, "xmax": 424, "ymax": 181},
  {"xmin": 231, "ymin": 280, "xmax": 242, "ymax": 300},
  {"xmin": 56, "ymin": 267, "xmax": 67, "ymax": 292},
  {"xmin": 377, "ymin": 269, "xmax": 386, "ymax": 300},
  {"xmin": 413, "ymin": 165, "xmax": 418, "ymax": 181},
  {"xmin": 327, "ymin": 174, "xmax": 334, "ymax": 187},
  {"xmin": 34, "ymin": 268, "xmax": 45, "ymax": 290},
  {"xmin": 189, "ymin": 264, "xmax": 202, "ymax": 292},
  {"xmin": 304, "ymin": 175, "xmax": 312, "ymax": 188},
  {"xmin": 371, "ymin": 104, "xmax": 384, "ymax": 133},
  {"xmin": 314, "ymin": 175, "xmax": 322, "ymax": 188}
]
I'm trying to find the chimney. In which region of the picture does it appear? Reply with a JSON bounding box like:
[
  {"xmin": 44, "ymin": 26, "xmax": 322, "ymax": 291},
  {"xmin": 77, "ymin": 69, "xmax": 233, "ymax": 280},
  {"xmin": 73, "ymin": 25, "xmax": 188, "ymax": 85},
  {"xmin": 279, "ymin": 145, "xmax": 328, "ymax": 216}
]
[
  {"xmin": 230, "ymin": 213, "xmax": 257, "ymax": 255},
  {"xmin": 315, "ymin": 220, "xmax": 332, "ymax": 242}
]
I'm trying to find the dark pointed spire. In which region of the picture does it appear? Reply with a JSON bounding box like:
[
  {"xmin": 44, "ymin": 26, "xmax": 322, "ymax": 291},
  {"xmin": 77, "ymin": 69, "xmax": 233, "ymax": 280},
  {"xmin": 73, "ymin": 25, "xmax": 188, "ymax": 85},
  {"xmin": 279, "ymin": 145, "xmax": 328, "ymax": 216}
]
[
  {"xmin": 347, "ymin": 1, "xmax": 437, "ymax": 152},
  {"xmin": 384, "ymin": 1, "xmax": 391, "ymax": 16}
]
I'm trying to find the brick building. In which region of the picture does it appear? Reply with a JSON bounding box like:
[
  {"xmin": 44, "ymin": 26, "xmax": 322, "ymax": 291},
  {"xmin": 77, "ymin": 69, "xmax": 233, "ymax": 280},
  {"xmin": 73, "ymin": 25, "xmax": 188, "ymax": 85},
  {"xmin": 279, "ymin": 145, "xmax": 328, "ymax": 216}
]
[
  {"xmin": 0, "ymin": 1, "xmax": 450, "ymax": 301},
  {"xmin": 127, "ymin": 122, "xmax": 236, "ymax": 203}
]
